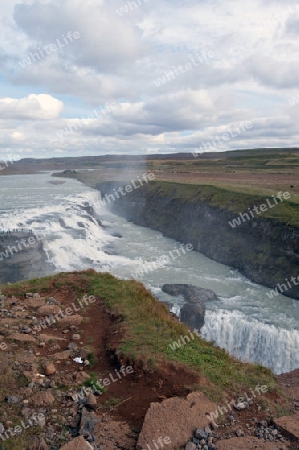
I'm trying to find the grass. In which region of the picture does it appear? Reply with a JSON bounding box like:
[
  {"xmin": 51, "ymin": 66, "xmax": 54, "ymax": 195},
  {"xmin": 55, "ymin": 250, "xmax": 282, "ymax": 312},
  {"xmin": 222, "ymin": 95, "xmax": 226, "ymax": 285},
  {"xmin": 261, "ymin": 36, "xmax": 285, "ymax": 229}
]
[
  {"xmin": 133, "ymin": 181, "xmax": 299, "ymax": 226},
  {"xmin": 88, "ymin": 351, "xmax": 96, "ymax": 367},
  {"xmin": 83, "ymin": 371, "xmax": 105, "ymax": 393},
  {"xmin": 2, "ymin": 271, "xmax": 278, "ymax": 404}
]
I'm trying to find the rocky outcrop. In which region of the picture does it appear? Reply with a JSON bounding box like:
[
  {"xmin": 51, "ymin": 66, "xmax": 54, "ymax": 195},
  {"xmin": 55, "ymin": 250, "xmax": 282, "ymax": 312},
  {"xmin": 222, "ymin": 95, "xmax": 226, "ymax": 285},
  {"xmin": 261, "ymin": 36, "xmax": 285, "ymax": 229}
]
[
  {"xmin": 162, "ymin": 284, "xmax": 218, "ymax": 330},
  {"xmin": 97, "ymin": 182, "xmax": 299, "ymax": 300},
  {"xmin": 0, "ymin": 231, "xmax": 53, "ymax": 284}
]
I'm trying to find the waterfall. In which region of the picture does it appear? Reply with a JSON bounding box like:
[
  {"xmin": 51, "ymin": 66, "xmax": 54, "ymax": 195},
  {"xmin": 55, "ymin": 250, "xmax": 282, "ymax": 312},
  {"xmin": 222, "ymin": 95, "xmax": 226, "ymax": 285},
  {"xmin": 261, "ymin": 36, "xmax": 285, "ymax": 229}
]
[{"xmin": 201, "ymin": 309, "xmax": 299, "ymax": 374}]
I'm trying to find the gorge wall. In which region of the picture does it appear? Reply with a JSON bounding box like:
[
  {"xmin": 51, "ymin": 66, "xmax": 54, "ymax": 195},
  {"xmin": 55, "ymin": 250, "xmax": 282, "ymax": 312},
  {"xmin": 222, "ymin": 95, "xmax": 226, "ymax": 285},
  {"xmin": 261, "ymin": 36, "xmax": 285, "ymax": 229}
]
[
  {"xmin": 97, "ymin": 181, "xmax": 299, "ymax": 300},
  {"xmin": 0, "ymin": 231, "xmax": 52, "ymax": 284}
]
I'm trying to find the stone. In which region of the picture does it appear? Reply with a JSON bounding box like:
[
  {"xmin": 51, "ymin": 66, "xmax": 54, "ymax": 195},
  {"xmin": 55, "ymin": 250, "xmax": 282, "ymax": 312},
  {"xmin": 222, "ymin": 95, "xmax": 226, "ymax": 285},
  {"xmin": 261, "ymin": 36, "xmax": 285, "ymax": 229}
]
[
  {"xmin": 53, "ymin": 350, "xmax": 71, "ymax": 360},
  {"xmin": 30, "ymin": 390, "xmax": 55, "ymax": 406},
  {"xmin": 67, "ymin": 342, "xmax": 78, "ymax": 351},
  {"xmin": 44, "ymin": 362, "xmax": 56, "ymax": 375},
  {"xmin": 162, "ymin": 284, "xmax": 218, "ymax": 330},
  {"xmin": 21, "ymin": 326, "xmax": 32, "ymax": 334},
  {"xmin": 9, "ymin": 333, "xmax": 36, "ymax": 343},
  {"xmin": 59, "ymin": 436, "xmax": 93, "ymax": 450},
  {"xmin": 195, "ymin": 429, "xmax": 208, "ymax": 440},
  {"xmin": 234, "ymin": 402, "xmax": 249, "ymax": 410},
  {"xmin": 72, "ymin": 334, "xmax": 81, "ymax": 341},
  {"xmin": 59, "ymin": 315, "xmax": 83, "ymax": 327},
  {"xmin": 46, "ymin": 297, "xmax": 60, "ymax": 305},
  {"xmin": 37, "ymin": 305, "xmax": 61, "ymax": 316},
  {"xmin": 26, "ymin": 298, "xmax": 45, "ymax": 308},
  {"xmin": 5, "ymin": 396, "xmax": 19, "ymax": 405},
  {"xmin": 86, "ymin": 393, "xmax": 97, "ymax": 410},
  {"xmin": 0, "ymin": 423, "xmax": 4, "ymax": 434},
  {"xmin": 259, "ymin": 420, "xmax": 268, "ymax": 427},
  {"xmin": 137, "ymin": 391, "xmax": 217, "ymax": 449},
  {"xmin": 79, "ymin": 407, "xmax": 100, "ymax": 441},
  {"xmin": 185, "ymin": 443, "xmax": 196, "ymax": 450}
]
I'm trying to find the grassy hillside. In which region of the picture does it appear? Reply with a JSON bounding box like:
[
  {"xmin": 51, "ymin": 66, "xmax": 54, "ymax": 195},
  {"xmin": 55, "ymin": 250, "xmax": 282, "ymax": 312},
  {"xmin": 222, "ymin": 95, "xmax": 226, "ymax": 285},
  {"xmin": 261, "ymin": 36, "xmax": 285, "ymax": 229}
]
[{"xmin": 3, "ymin": 270, "xmax": 278, "ymax": 403}]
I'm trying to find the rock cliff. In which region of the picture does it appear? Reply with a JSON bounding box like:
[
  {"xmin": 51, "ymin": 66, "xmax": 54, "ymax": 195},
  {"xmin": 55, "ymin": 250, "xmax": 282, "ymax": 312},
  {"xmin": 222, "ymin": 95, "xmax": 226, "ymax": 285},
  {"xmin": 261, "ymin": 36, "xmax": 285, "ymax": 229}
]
[{"xmin": 0, "ymin": 231, "xmax": 52, "ymax": 283}]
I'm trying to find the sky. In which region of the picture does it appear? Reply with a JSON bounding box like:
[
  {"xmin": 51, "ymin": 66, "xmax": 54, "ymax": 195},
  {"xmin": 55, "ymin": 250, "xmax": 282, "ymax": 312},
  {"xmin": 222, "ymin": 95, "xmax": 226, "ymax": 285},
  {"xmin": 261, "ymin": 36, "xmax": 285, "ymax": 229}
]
[{"xmin": 1, "ymin": 0, "xmax": 299, "ymax": 159}]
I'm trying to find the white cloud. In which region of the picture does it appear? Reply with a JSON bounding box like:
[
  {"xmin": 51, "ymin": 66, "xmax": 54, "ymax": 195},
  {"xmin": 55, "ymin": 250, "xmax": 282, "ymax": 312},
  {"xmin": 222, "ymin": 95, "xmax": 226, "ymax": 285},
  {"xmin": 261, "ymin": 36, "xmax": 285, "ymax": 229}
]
[
  {"xmin": 0, "ymin": 0, "xmax": 298, "ymax": 157},
  {"xmin": 0, "ymin": 94, "xmax": 63, "ymax": 120}
]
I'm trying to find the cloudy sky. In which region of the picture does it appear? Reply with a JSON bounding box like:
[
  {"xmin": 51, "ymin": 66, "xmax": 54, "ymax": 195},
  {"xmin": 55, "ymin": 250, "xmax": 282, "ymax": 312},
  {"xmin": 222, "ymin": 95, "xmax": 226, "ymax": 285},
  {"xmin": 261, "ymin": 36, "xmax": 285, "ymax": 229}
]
[{"xmin": 1, "ymin": 0, "xmax": 299, "ymax": 159}]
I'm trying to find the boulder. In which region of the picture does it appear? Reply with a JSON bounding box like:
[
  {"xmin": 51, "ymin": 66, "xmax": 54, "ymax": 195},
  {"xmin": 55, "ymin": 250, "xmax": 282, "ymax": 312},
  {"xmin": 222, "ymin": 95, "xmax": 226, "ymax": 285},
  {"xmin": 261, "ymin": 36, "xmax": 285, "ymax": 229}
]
[
  {"xmin": 9, "ymin": 333, "xmax": 36, "ymax": 343},
  {"xmin": 79, "ymin": 407, "xmax": 100, "ymax": 441},
  {"xmin": 52, "ymin": 350, "xmax": 71, "ymax": 361},
  {"xmin": 180, "ymin": 303, "xmax": 206, "ymax": 330},
  {"xmin": 44, "ymin": 362, "xmax": 56, "ymax": 375},
  {"xmin": 59, "ymin": 315, "xmax": 83, "ymax": 327},
  {"xmin": 162, "ymin": 284, "xmax": 218, "ymax": 303},
  {"xmin": 26, "ymin": 298, "xmax": 46, "ymax": 308},
  {"xmin": 162, "ymin": 284, "xmax": 218, "ymax": 330},
  {"xmin": 137, "ymin": 391, "xmax": 217, "ymax": 449},
  {"xmin": 30, "ymin": 390, "xmax": 55, "ymax": 406},
  {"xmin": 86, "ymin": 393, "xmax": 97, "ymax": 411},
  {"xmin": 37, "ymin": 305, "xmax": 61, "ymax": 316}
]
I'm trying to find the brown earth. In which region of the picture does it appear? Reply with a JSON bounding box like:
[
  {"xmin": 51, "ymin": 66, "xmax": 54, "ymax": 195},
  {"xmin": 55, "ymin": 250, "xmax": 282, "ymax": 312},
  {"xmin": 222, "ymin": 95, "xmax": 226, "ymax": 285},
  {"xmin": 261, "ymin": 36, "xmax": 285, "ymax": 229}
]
[{"xmin": 217, "ymin": 436, "xmax": 286, "ymax": 449}]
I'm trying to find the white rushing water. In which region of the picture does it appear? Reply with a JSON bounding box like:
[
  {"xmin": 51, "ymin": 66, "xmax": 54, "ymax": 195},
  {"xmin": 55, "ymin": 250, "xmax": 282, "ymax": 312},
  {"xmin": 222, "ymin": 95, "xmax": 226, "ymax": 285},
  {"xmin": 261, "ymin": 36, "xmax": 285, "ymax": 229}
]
[{"xmin": 0, "ymin": 173, "xmax": 298, "ymax": 374}]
